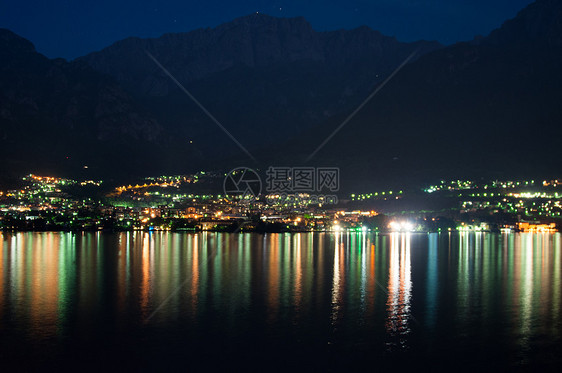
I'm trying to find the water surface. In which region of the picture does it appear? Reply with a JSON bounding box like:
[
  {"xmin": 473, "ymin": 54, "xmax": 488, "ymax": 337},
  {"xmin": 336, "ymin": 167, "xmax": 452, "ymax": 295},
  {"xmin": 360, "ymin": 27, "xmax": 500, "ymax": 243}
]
[{"xmin": 0, "ymin": 232, "xmax": 560, "ymax": 371}]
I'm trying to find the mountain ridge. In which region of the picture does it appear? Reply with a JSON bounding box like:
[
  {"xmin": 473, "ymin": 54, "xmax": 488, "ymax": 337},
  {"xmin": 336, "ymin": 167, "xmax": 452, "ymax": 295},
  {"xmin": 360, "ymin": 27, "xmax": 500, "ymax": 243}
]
[
  {"xmin": 0, "ymin": 28, "xmax": 170, "ymax": 182},
  {"xmin": 2, "ymin": 1, "xmax": 561, "ymax": 189},
  {"xmin": 287, "ymin": 0, "xmax": 562, "ymax": 189},
  {"xmin": 80, "ymin": 14, "xmax": 441, "ymax": 84},
  {"xmin": 77, "ymin": 14, "xmax": 442, "ymax": 156}
]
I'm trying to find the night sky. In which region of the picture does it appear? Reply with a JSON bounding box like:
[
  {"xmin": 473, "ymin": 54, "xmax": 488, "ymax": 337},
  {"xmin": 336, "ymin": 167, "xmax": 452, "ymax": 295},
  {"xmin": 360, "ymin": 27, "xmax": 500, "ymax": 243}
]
[{"xmin": 1, "ymin": 0, "xmax": 534, "ymax": 60}]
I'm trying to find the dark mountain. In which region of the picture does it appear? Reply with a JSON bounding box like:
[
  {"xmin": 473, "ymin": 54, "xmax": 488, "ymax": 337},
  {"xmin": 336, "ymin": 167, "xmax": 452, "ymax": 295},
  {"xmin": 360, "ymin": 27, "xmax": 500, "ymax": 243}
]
[
  {"xmin": 280, "ymin": 0, "xmax": 562, "ymax": 190},
  {"xmin": 0, "ymin": 28, "xmax": 178, "ymax": 183},
  {"xmin": 485, "ymin": 0, "xmax": 562, "ymax": 46},
  {"xmin": 3, "ymin": 0, "xmax": 561, "ymax": 190},
  {"xmin": 78, "ymin": 14, "xmax": 442, "ymax": 158}
]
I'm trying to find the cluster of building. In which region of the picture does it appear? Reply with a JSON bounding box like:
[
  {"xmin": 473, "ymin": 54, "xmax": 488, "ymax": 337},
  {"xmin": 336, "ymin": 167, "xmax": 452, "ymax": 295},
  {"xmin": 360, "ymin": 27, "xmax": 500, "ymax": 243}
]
[{"xmin": 0, "ymin": 174, "xmax": 561, "ymax": 233}]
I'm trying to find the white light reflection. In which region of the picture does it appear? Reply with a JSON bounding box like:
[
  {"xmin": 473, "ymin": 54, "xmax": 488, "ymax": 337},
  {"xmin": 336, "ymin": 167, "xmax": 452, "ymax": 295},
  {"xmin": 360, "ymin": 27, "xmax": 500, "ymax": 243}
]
[
  {"xmin": 331, "ymin": 233, "xmax": 344, "ymax": 325},
  {"xmin": 385, "ymin": 232, "xmax": 412, "ymax": 350}
]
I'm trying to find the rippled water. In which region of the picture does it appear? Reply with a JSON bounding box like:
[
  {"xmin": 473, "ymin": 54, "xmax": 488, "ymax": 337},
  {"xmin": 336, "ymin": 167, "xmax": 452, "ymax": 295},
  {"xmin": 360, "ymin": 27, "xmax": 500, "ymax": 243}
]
[{"xmin": 0, "ymin": 232, "xmax": 561, "ymax": 371}]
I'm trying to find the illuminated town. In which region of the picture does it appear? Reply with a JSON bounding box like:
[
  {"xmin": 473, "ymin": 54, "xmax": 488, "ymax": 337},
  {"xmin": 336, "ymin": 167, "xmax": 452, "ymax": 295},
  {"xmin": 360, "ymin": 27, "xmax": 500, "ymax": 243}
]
[{"xmin": 1, "ymin": 173, "xmax": 560, "ymax": 233}]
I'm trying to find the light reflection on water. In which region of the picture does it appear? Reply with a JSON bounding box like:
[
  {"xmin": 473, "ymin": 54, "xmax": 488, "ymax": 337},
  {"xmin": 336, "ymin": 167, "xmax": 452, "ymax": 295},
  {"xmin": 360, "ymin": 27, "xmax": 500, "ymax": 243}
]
[
  {"xmin": 0, "ymin": 231, "xmax": 561, "ymax": 369},
  {"xmin": 385, "ymin": 233, "xmax": 412, "ymax": 351}
]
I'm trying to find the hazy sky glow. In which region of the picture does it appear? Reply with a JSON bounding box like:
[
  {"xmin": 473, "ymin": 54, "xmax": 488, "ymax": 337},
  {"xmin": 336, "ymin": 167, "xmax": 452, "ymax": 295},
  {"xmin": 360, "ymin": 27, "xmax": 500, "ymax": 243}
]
[{"xmin": 0, "ymin": 0, "xmax": 534, "ymax": 59}]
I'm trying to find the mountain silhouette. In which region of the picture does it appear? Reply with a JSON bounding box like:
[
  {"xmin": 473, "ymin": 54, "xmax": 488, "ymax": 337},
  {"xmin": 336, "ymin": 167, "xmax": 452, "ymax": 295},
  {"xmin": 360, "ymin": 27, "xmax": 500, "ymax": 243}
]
[{"xmin": 1, "ymin": 1, "xmax": 561, "ymax": 189}]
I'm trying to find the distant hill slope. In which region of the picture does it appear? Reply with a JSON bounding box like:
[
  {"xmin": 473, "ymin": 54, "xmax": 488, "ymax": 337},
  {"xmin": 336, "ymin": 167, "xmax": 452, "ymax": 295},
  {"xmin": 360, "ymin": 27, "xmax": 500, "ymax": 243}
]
[
  {"xmin": 276, "ymin": 0, "xmax": 562, "ymax": 189},
  {"xmin": 3, "ymin": 1, "xmax": 562, "ymax": 190},
  {"xmin": 78, "ymin": 14, "xmax": 441, "ymax": 155},
  {"xmin": 0, "ymin": 28, "xmax": 179, "ymax": 182}
]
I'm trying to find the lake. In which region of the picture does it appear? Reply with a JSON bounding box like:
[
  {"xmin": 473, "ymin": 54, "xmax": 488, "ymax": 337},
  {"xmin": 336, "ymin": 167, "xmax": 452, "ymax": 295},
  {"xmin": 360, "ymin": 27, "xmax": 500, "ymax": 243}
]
[{"xmin": 0, "ymin": 232, "xmax": 561, "ymax": 371}]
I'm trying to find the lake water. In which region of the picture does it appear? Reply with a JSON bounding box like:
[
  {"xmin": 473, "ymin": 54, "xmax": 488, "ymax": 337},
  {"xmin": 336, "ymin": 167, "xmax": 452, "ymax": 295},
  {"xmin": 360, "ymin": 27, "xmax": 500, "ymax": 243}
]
[{"xmin": 0, "ymin": 232, "xmax": 561, "ymax": 371}]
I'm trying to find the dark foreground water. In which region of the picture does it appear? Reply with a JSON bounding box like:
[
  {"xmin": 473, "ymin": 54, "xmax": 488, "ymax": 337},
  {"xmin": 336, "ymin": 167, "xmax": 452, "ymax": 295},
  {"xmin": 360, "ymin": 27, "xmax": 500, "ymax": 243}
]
[{"xmin": 0, "ymin": 232, "xmax": 561, "ymax": 371}]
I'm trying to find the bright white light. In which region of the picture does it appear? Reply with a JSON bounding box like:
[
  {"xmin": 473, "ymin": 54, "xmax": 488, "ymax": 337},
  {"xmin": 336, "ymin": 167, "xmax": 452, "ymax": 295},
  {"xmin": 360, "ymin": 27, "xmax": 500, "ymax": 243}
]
[
  {"xmin": 389, "ymin": 221, "xmax": 401, "ymax": 231},
  {"xmin": 402, "ymin": 222, "xmax": 414, "ymax": 232},
  {"xmin": 390, "ymin": 221, "xmax": 413, "ymax": 232}
]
